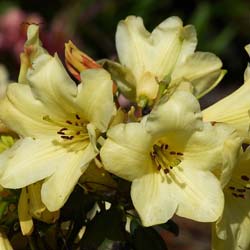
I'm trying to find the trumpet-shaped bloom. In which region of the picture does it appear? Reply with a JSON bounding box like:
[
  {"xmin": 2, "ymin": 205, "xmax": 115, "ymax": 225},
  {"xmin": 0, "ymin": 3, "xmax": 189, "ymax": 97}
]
[
  {"xmin": 212, "ymin": 147, "xmax": 250, "ymax": 250},
  {"xmin": 203, "ymin": 44, "xmax": 250, "ymax": 142},
  {"xmin": 0, "ymin": 53, "xmax": 114, "ymax": 211},
  {"xmin": 101, "ymin": 90, "xmax": 240, "ymax": 226},
  {"xmin": 115, "ymin": 15, "xmax": 224, "ymax": 102}
]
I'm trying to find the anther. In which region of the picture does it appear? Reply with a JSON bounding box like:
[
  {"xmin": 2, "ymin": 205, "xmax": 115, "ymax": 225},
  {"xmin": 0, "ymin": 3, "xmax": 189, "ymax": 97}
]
[
  {"xmin": 164, "ymin": 169, "xmax": 169, "ymax": 174},
  {"xmin": 241, "ymin": 175, "xmax": 250, "ymax": 181},
  {"xmin": 57, "ymin": 131, "xmax": 65, "ymax": 135},
  {"xmin": 229, "ymin": 186, "xmax": 235, "ymax": 190},
  {"xmin": 66, "ymin": 120, "xmax": 72, "ymax": 124},
  {"xmin": 237, "ymin": 188, "xmax": 246, "ymax": 193},
  {"xmin": 170, "ymin": 151, "xmax": 176, "ymax": 155},
  {"xmin": 238, "ymin": 194, "xmax": 245, "ymax": 199},
  {"xmin": 61, "ymin": 135, "xmax": 74, "ymax": 140},
  {"xmin": 177, "ymin": 152, "xmax": 183, "ymax": 156},
  {"xmin": 76, "ymin": 114, "xmax": 80, "ymax": 120}
]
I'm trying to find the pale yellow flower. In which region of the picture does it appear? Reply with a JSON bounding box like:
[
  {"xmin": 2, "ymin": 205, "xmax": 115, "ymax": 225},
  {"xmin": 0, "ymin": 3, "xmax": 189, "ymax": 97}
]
[
  {"xmin": 203, "ymin": 44, "xmax": 250, "ymax": 142},
  {"xmin": 0, "ymin": 53, "xmax": 114, "ymax": 211},
  {"xmin": 101, "ymin": 90, "xmax": 240, "ymax": 226},
  {"xmin": 113, "ymin": 15, "xmax": 224, "ymax": 104},
  {"xmin": 212, "ymin": 147, "xmax": 250, "ymax": 250}
]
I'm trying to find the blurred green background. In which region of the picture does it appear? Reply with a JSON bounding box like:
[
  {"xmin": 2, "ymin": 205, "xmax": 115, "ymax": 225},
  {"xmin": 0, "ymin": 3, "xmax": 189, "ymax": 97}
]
[{"xmin": 0, "ymin": 0, "xmax": 250, "ymax": 106}]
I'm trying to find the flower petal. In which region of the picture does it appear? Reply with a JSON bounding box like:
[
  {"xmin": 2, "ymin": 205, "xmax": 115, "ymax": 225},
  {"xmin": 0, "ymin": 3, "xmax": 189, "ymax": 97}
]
[
  {"xmin": 75, "ymin": 69, "xmax": 114, "ymax": 132},
  {"xmin": 0, "ymin": 138, "xmax": 87, "ymax": 188},
  {"xmin": 202, "ymin": 80, "xmax": 250, "ymax": 142},
  {"xmin": 183, "ymin": 123, "xmax": 241, "ymax": 173},
  {"xmin": 172, "ymin": 52, "xmax": 224, "ymax": 98},
  {"xmin": 116, "ymin": 16, "xmax": 186, "ymax": 79},
  {"xmin": 0, "ymin": 83, "xmax": 58, "ymax": 137},
  {"xmin": 27, "ymin": 54, "xmax": 78, "ymax": 119},
  {"xmin": 173, "ymin": 166, "xmax": 224, "ymax": 222},
  {"xmin": 132, "ymin": 166, "xmax": 223, "ymax": 226},
  {"xmin": 41, "ymin": 144, "xmax": 96, "ymax": 211},
  {"xmin": 100, "ymin": 123, "xmax": 153, "ymax": 181},
  {"xmin": 131, "ymin": 170, "xmax": 178, "ymax": 227},
  {"xmin": 212, "ymin": 194, "xmax": 250, "ymax": 250},
  {"xmin": 145, "ymin": 91, "xmax": 203, "ymax": 139}
]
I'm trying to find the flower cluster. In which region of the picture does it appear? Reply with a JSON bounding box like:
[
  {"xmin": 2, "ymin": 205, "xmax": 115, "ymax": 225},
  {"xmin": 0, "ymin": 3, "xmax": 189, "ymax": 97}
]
[{"xmin": 0, "ymin": 16, "xmax": 249, "ymax": 250}]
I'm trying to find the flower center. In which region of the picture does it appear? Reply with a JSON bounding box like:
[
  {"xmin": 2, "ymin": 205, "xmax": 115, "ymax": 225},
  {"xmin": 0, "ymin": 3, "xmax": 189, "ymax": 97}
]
[
  {"xmin": 227, "ymin": 174, "xmax": 250, "ymax": 199},
  {"xmin": 43, "ymin": 113, "xmax": 89, "ymax": 151},
  {"xmin": 150, "ymin": 143, "xmax": 184, "ymax": 175}
]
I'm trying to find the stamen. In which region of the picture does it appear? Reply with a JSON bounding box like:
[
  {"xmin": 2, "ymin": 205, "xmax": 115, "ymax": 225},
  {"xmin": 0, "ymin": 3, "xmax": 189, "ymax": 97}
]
[
  {"xmin": 241, "ymin": 175, "xmax": 250, "ymax": 181},
  {"xmin": 150, "ymin": 143, "xmax": 183, "ymax": 177},
  {"xmin": 44, "ymin": 114, "xmax": 89, "ymax": 151},
  {"xmin": 57, "ymin": 131, "xmax": 65, "ymax": 135},
  {"xmin": 237, "ymin": 188, "xmax": 246, "ymax": 193}
]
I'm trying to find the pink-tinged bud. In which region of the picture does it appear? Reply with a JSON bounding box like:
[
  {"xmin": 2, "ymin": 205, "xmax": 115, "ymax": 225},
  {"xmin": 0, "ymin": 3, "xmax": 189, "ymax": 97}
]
[{"xmin": 65, "ymin": 41, "xmax": 101, "ymax": 81}]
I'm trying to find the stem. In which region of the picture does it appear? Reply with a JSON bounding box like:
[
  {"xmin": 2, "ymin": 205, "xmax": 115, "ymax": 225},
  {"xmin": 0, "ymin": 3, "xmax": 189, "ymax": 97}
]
[{"xmin": 28, "ymin": 236, "xmax": 37, "ymax": 250}]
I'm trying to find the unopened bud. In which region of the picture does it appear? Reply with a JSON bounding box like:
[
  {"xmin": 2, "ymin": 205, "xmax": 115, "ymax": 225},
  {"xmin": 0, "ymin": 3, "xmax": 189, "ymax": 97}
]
[{"xmin": 65, "ymin": 41, "xmax": 100, "ymax": 81}]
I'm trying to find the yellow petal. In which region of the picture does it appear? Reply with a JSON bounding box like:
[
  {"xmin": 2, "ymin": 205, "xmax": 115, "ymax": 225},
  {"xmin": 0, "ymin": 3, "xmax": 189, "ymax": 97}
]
[
  {"xmin": 101, "ymin": 123, "xmax": 153, "ymax": 181},
  {"xmin": 41, "ymin": 143, "xmax": 96, "ymax": 211},
  {"xmin": 203, "ymin": 79, "xmax": 250, "ymax": 142},
  {"xmin": 75, "ymin": 69, "xmax": 114, "ymax": 132},
  {"xmin": 0, "ymin": 138, "xmax": 87, "ymax": 189},
  {"xmin": 145, "ymin": 90, "xmax": 203, "ymax": 139},
  {"xmin": 172, "ymin": 52, "xmax": 224, "ymax": 98},
  {"xmin": 0, "ymin": 232, "xmax": 13, "ymax": 250},
  {"xmin": 27, "ymin": 54, "xmax": 78, "ymax": 119},
  {"xmin": 131, "ymin": 165, "xmax": 223, "ymax": 226},
  {"xmin": 0, "ymin": 83, "xmax": 58, "ymax": 137}
]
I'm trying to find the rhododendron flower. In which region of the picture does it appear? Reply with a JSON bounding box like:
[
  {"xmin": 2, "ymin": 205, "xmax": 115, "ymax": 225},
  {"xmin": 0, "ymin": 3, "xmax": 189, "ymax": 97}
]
[
  {"xmin": 114, "ymin": 15, "xmax": 224, "ymax": 104},
  {"xmin": 101, "ymin": 90, "xmax": 240, "ymax": 226},
  {"xmin": 212, "ymin": 147, "xmax": 250, "ymax": 250},
  {"xmin": 0, "ymin": 53, "xmax": 114, "ymax": 211}
]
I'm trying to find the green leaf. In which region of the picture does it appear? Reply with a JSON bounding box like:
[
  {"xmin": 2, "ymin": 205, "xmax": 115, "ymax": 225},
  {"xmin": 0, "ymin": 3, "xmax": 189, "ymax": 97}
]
[
  {"xmin": 80, "ymin": 206, "xmax": 126, "ymax": 250},
  {"xmin": 99, "ymin": 59, "xmax": 137, "ymax": 101}
]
